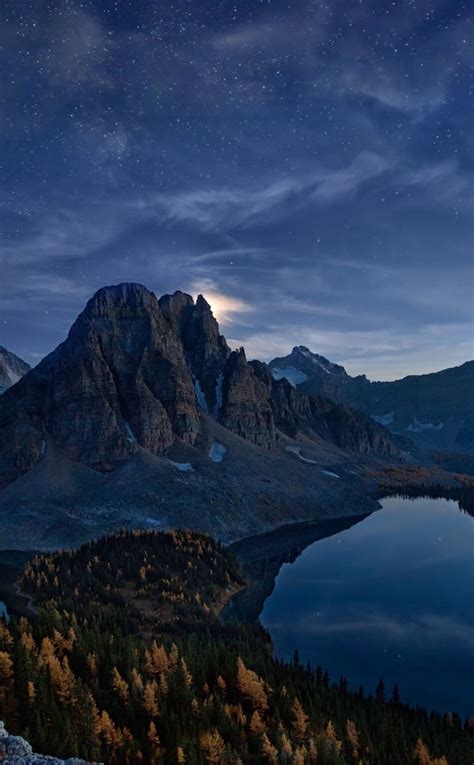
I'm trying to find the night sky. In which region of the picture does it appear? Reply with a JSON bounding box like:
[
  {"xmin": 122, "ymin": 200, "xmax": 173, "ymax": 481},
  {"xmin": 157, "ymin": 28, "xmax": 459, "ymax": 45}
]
[{"xmin": 1, "ymin": 0, "xmax": 472, "ymax": 380}]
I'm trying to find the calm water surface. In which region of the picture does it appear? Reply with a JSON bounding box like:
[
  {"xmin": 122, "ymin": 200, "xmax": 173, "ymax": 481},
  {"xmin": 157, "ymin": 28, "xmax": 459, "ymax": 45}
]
[{"xmin": 261, "ymin": 496, "xmax": 474, "ymax": 718}]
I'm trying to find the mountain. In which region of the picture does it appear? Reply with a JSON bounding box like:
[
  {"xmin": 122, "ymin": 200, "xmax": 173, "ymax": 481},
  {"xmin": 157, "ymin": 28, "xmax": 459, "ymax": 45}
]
[
  {"xmin": 0, "ymin": 283, "xmax": 401, "ymax": 549},
  {"xmin": 0, "ymin": 346, "xmax": 30, "ymax": 394},
  {"xmin": 269, "ymin": 346, "xmax": 474, "ymax": 452}
]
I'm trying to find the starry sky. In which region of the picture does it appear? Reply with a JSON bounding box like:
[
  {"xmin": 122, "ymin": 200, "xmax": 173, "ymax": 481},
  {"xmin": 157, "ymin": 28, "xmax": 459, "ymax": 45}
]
[{"xmin": 1, "ymin": 0, "xmax": 473, "ymax": 380}]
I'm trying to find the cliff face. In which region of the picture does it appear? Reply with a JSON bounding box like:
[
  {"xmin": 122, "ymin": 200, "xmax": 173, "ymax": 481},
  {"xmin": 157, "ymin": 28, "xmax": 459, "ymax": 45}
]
[
  {"xmin": 220, "ymin": 351, "xmax": 276, "ymax": 447},
  {"xmin": 269, "ymin": 372, "xmax": 398, "ymax": 456},
  {"xmin": 159, "ymin": 291, "xmax": 230, "ymax": 413},
  {"xmin": 0, "ymin": 284, "xmax": 201, "ymax": 481},
  {"xmin": 0, "ymin": 283, "xmax": 399, "ymax": 486}
]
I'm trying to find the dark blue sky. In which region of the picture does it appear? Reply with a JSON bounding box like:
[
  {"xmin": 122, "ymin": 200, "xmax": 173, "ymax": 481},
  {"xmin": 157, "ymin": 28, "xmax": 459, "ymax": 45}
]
[{"xmin": 1, "ymin": 0, "xmax": 472, "ymax": 379}]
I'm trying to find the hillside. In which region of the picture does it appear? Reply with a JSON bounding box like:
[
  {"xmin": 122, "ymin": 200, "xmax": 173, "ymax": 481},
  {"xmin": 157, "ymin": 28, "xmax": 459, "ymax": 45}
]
[{"xmin": 1, "ymin": 530, "xmax": 472, "ymax": 764}]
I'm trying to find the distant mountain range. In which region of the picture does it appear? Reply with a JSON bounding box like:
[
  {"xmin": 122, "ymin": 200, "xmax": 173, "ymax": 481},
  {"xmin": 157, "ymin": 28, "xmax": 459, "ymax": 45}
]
[
  {"xmin": 0, "ymin": 346, "xmax": 30, "ymax": 394},
  {"xmin": 269, "ymin": 346, "xmax": 474, "ymax": 452},
  {"xmin": 0, "ymin": 283, "xmax": 401, "ymax": 549}
]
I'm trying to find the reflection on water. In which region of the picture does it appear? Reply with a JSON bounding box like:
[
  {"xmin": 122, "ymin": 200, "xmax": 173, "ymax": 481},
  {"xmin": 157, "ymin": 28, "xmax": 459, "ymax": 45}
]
[{"xmin": 261, "ymin": 496, "xmax": 474, "ymax": 718}]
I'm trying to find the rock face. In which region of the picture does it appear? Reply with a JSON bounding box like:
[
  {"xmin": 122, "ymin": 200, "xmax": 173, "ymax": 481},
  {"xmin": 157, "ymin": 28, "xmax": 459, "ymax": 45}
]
[
  {"xmin": 0, "ymin": 347, "xmax": 30, "ymax": 394},
  {"xmin": 0, "ymin": 721, "xmax": 97, "ymax": 764},
  {"xmin": 159, "ymin": 291, "xmax": 230, "ymax": 413},
  {"xmin": 220, "ymin": 351, "xmax": 276, "ymax": 447},
  {"xmin": 269, "ymin": 346, "xmax": 474, "ymax": 452},
  {"xmin": 0, "ymin": 283, "xmax": 400, "ymax": 487},
  {"xmin": 268, "ymin": 367, "xmax": 398, "ymax": 455}
]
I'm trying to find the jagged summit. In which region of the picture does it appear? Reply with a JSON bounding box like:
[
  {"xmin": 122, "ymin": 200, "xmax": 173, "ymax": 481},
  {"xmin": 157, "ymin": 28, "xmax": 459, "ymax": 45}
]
[
  {"xmin": 0, "ymin": 282, "xmax": 398, "ymax": 496},
  {"xmin": 269, "ymin": 345, "xmax": 348, "ymax": 388}
]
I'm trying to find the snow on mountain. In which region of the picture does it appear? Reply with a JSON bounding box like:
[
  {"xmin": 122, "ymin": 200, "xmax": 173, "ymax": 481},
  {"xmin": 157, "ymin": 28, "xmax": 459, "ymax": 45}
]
[
  {"xmin": 0, "ymin": 347, "xmax": 31, "ymax": 394},
  {"xmin": 271, "ymin": 366, "xmax": 309, "ymax": 386}
]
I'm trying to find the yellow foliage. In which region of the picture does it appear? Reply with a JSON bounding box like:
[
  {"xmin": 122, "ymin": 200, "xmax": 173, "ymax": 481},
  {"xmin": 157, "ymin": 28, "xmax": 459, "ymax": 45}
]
[
  {"xmin": 346, "ymin": 719, "xmax": 360, "ymax": 760},
  {"xmin": 236, "ymin": 657, "xmax": 268, "ymax": 711},
  {"xmin": 292, "ymin": 698, "xmax": 309, "ymax": 741},
  {"xmin": 200, "ymin": 729, "xmax": 225, "ymax": 764},
  {"xmin": 249, "ymin": 710, "xmax": 266, "ymax": 735},
  {"xmin": 27, "ymin": 681, "xmax": 36, "ymax": 704},
  {"xmin": 143, "ymin": 680, "xmax": 159, "ymax": 718},
  {"xmin": 112, "ymin": 667, "xmax": 129, "ymax": 704},
  {"xmin": 0, "ymin": 651, "xmax": 13, "ymax": 702},
  {"xmin": 147, "ymin": 721, "xmax": 161, "ymax": 750},
  {"xmin": 261, "ymin": 731, "xmax": 278, "ymax": 764}
]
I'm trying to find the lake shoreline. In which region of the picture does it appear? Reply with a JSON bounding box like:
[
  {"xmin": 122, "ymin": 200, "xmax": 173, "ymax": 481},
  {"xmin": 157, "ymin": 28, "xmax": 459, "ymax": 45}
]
[{"xmin": 259, "ymin": 495, "xmax": 474, "ymax": 720}]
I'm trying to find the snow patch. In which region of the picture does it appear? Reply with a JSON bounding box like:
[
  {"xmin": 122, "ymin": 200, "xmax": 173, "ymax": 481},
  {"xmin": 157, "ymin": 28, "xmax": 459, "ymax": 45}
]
[
  {"xmin": 407, "ymin": 418, "xmax": 444, "ymax": 433},
  {"xmin": 321, "ymin": 470, "xmax": 340, "ymax": 479},
  {"xmin": 171, "ymin": 461, "xmax": 194, "ymax": 472},
  {"xmin": 146, "ymin": 518, "xmax": 162, "ymax": 528},
  {"xmin": 297, "ymin": 348, "xmax": 337, "ymax": 374},
  {"xmin": 272, "ymin": 366, "xmax": 308, "ymax": 386},
  {"xmin": 371, "ymin": 412, "xmax": 394, "ymax": 426},
  {"xmin": 209, "ymin": 442, "xmax": 227, "ymax": 463},
  {"xmin": 285, "ymin": 446, "xmax": 317, "ymax": 464},
  {"xmin": 214, "ymin": 372, "xmax": 224, "ymax": 416},
  {"xmin": 7, "ymin": 370, "xmax": 21, "ymax": 385},
  {"xmin": 124, "ymin": 421, "xmax": 137, "ymax": 443},
  {"xmin": 194, "ymin": 379, "xmax": 208, "ymax": 412}
]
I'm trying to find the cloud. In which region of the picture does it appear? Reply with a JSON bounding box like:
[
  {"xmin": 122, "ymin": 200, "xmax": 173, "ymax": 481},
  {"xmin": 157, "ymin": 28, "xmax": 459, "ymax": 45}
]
[
  {"xmin": 289, "ymin": 609, "xmax": 474, "ymax": 648},
  {"xmin": 340, "ymin": 63, "xmax": 446, "ymax": 115},
  {"xmin": 189, "ymin": 278, "xmax": 252, "ymax": 325},
  {"xmin": 148, "ymin": 151, "xmax": 390, "ymax": 231}
]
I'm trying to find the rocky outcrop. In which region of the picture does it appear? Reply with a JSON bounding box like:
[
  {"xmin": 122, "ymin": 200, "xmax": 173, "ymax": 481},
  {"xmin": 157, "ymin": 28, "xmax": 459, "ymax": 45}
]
[
  {"xmin": 270, "ymin": 374, "xmax": 399, "ymax": 455},
  {"xmin": 220, "ymin": 351, "xmax": 276, "ymax": 447},
  {"xmin": 0, "ymin": 347, "xmax": 30, "ymax": 394},
  {"xmin": 0, "ymin": 721, "xmax": 98, "ymax": 764},
  {"xmin": 0, "ymin": 283, "xmax": 400, "ymax": 487},
  {"xmin": 0, "ymin": 284, "xmax": 201, "ymax": 482},
  {"xmin": 159, "ymin": 291, "xmax": 230, "ymax": 412}
]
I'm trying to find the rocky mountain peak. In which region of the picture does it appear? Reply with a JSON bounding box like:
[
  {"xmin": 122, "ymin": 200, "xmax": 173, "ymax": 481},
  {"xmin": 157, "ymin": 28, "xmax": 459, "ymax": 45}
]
[
  {"xmin": 0, "ymin": 283, "xmax": 400, "ymax": 488},
  {"xmin": 269, "ymin": 346, "xmax": 348, "ymax": 386},
  {"xmin": 81, "ymin": 282, "xmax": 158, "ymax": 317},
  {"xmin": 292, "ymin": 346, "xmax": 348, "ymax": 376},
  {"xmin": 0, "ymin": 346, "xmax": 30, "ymax": 394}
]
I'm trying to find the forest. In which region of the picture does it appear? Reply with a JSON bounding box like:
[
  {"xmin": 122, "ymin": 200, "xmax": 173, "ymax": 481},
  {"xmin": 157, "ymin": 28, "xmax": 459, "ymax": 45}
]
[{"xmin": 0, "ymin": 529, "xmax": 472, "ymax": 764}]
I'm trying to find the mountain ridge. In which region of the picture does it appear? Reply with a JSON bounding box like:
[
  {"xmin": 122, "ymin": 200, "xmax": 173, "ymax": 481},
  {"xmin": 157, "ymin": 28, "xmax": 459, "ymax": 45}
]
[
  {"xmin": 269, "ymin": 346, "xmax": 474, "ymax": 452},
  {"xmin": 0, "ymin": 283, "xmax": 399, "ymax": 487},
  {"xmin": 0, "ymin": 282, "xmax": 403, "ymax": 549}
]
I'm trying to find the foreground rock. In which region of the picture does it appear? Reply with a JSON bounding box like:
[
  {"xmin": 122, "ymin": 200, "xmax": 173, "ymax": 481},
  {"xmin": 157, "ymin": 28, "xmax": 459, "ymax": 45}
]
[{"xmin": 0, "ymin": 722, "xmax": 99, "ymax": 764}]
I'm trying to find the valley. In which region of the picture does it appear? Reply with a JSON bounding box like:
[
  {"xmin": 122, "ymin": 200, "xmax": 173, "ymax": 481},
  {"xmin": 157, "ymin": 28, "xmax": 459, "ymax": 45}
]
[
  {"xmin": 1, "ymin": 519, "xmax": 473, "ymax": 764},
  {"xmin": 0, "ymin": 284, "xmax": 473, "ymax": 764}
]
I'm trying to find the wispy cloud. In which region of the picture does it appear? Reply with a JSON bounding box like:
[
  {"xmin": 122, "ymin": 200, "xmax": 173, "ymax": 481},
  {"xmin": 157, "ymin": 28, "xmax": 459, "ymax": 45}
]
[{"xmin": 147, "ymin": 151, "xmax": 390, "ymax": 231}]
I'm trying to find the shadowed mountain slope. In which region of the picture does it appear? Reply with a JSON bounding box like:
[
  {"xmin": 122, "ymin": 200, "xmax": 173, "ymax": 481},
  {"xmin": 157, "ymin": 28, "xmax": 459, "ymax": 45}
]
[{"xmin": 270, "ymin": 346, "xmax": 474, "ymax": 452}]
